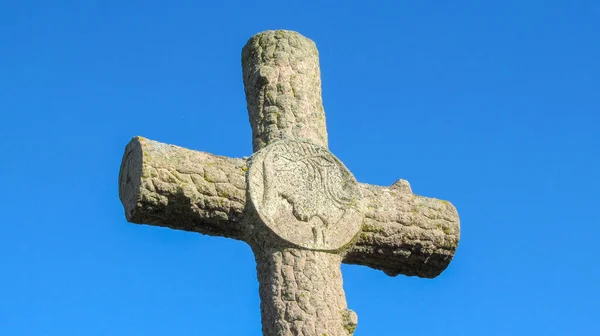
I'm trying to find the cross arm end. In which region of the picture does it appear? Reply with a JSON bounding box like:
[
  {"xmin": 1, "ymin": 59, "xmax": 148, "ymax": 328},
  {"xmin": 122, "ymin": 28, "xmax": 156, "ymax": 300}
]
[
  {"xmin": 118, "ymin": 136, "xmax": 249, "ymax": 241},
  {"xmin": 343, "ymin": 180, "xmax": 460, "ymax": 278}
]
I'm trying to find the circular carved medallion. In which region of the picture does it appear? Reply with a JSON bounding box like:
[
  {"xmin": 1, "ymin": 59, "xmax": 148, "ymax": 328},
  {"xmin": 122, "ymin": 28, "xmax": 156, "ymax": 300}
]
[{"xmin": 248, "ymin": 139, "xmax": 362, "ymax": 251}]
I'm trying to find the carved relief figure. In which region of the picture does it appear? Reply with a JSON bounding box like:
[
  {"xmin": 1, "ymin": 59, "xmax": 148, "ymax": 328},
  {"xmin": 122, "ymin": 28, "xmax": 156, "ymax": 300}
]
[{"xmin": 258, "ymin": 140, "xmax": 359, "ymax": 247}]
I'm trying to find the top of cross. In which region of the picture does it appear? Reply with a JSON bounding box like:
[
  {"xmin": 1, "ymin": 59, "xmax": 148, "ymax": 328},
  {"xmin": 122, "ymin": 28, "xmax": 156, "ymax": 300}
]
[{"xmin": 242, "ymin": 30, "xmax": 329, "ymax": 151}]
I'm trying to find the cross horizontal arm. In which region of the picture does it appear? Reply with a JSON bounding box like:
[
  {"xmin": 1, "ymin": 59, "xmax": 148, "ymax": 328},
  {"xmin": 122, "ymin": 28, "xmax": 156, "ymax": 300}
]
[
  {"xmin": 343, "ymin": 180, "xmax": 460, "ymax": 278},
  {"xmin": 118, "ymin": 137, "xmax": 248, "ymax": 240}
]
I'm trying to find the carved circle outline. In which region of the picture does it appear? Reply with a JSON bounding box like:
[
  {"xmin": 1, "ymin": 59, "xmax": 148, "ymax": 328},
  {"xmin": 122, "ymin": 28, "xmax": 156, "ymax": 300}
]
[{"xmin": 247, "ymin": 139, "xmax": 362, "ymax": 251}]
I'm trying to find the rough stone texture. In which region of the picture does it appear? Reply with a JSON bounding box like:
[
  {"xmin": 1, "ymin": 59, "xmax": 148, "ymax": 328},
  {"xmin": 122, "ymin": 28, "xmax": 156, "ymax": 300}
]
[
  {"xmin": 343, "ymin": 181, "xmax": 460, "ymax": 278},
  {"xmin": 119, "ymin": 137, "xmax": 459, "ymax": 278},
  {"xmin": 118, "ymin": 136, "xmax": 247, "ymax": 240},
  {"xmin": 118, "ymin": 30, "xmax": 461, "ymax": 336},
  {"xmin": 242, "ymin": 30, "xmax": 328, "ymax": 151},
  {"xmin": 253, "ymin": 247, "xmax": 356, "ymax": 336},
  {"xmin": 248, "ymin": 139, "xmax": 362, "ymax": 251}
]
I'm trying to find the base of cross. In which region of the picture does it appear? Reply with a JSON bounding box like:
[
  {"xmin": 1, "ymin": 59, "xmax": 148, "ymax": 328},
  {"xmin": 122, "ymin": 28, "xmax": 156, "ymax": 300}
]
[{"xmin": 254, "ymin": 247, "xmax": 358, "ymax": 335}]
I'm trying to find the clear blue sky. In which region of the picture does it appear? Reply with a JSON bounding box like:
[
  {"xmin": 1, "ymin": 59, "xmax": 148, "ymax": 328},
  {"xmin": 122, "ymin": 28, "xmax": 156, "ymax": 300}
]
[{"xmin": 1, "ymin": 1, "xmax": 598, "ymax": 335}]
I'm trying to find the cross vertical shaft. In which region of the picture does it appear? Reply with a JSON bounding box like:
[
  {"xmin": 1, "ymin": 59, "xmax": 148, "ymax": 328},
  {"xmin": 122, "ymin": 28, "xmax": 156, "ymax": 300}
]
[{"xmin": 242, "ymin": 31, "xmax": 359, "ymax": 335}]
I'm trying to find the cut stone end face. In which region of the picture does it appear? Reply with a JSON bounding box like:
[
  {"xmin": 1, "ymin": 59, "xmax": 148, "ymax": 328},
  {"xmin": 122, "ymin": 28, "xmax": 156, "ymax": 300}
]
[
  {"xmin": 248, "ymin": 139, "xmax": 363, "ymax": 251},
  {"xmin": 119, "ymin": 136, "xmax": 144, "ymax": 222},
  {"xmin": 118, "ymin": 136, "xmax": 248, "ymax": 239}
]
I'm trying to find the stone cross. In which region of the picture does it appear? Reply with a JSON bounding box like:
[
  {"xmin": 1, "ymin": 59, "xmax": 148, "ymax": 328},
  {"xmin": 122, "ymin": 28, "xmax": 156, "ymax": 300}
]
[{"xmin": 118, "ymin": 30, "xmax": 460, "ymax": 336}]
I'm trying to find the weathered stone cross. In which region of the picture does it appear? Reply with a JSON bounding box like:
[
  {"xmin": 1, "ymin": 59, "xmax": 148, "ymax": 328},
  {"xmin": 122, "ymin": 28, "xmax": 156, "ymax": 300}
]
[{"xmin": 119, "ymin": 30, "xmax": 460, "ymax": 336}]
